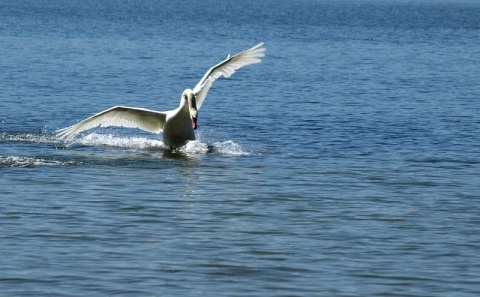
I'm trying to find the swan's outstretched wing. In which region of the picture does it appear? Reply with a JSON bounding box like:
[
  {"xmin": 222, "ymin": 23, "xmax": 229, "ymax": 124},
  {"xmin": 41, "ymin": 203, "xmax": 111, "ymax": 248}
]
[
  {"xmin": 192, "ymin": 42, "xmax": 265, "ymax": 110},
  {"xmin": 57, "ymin": 106, "xmax": 167, "ymax": 139}
]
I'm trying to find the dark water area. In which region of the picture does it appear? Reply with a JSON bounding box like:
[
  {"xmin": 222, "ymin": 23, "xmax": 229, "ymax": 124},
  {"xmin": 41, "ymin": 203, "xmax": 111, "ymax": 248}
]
[{"xmin": 1, "ymin": 0, "xmax": 480, "ymax": 296}]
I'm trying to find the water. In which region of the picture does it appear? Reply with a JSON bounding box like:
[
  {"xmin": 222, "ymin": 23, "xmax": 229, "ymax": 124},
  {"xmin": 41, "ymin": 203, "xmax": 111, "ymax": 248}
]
[{"xmin": 1, "ymin": 0, "xmax": 480, "ymax": 295}]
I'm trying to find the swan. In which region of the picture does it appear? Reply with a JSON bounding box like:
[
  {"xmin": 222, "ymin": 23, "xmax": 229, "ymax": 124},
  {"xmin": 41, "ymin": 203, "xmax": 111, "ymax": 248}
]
[{"xmin": 56, "ymin": 42, "xmax": 266, "ymax": 149}]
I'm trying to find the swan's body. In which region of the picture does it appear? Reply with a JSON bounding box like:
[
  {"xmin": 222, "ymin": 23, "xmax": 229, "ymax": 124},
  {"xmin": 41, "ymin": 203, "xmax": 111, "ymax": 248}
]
[{"xmin": 57, "ymin": 42, "xmax": 266, "ymax": 149}]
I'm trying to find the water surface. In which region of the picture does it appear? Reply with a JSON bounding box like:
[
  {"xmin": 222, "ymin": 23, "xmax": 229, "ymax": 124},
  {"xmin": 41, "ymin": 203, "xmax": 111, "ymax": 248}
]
[{"xmin": 1, "ymin": 0, "xmax": 480, "ymax": 296}]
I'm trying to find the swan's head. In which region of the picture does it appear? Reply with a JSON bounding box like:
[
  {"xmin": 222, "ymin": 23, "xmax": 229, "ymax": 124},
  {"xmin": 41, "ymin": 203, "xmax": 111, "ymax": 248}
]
[{"xmin": 182, "ymin": 89, "xmax": 198, "ymax": 130}]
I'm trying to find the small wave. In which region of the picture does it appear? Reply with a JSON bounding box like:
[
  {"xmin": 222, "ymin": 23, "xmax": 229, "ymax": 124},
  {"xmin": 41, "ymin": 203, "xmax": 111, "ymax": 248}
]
[{"xmin": 0, "ymin": 155, "xmax": 76, "ymax": 168}]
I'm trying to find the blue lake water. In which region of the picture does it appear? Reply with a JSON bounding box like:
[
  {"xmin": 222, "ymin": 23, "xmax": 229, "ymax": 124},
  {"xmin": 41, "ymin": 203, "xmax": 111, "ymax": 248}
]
[{"xmin": 1, "ymin": 0, "xmax": 480, "ymax": 296}]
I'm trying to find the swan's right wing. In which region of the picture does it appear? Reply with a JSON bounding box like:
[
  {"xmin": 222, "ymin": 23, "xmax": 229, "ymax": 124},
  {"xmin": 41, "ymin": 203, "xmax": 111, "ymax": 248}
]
[
  {"xmin": 192, "ymin": 42, "xmax": 265, "ymax": 110},
  {"xmin": 56, "ymin": 106, "xmax": 167, "ymax": 140}
]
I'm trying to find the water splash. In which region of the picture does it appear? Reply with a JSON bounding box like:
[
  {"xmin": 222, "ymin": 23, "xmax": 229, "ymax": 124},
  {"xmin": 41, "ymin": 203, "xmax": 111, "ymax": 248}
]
[
  {"xmin": 0, "ymin": 131, "xmax": 58, "ymax": 144},
  {"xmin": 179, "ymin": 140, "xmax": 209, "ymax": 154},
  {"xmin": 72, "ymin": 133, "xmax": 164, "ymax": 149},
  {"xmin": 67, "ymin": 133, "xmax": 251, "ymax": 156},
  {"xmin": 0, "ymin": 155, "xmax": 76, "ymax": 168},
  {"xmin": 213, "ymin": 140, "xmax": 250, "ymax": 156},
  {"xmin": 0, "ymin": 131, "xmax": 251, "ymax": 164}
]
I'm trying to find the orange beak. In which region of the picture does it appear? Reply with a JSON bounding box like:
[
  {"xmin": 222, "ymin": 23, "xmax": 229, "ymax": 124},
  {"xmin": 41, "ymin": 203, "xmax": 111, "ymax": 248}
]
[{"xmin": 192, "ymin": 117, "xmax": 197, "ymax": 130}]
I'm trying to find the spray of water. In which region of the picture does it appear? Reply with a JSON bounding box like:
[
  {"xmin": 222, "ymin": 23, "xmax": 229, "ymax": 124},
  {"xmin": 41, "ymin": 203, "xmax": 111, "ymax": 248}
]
[{"xmin": 0, "ymin": 131, "xmax": 251, "ymax": 167}]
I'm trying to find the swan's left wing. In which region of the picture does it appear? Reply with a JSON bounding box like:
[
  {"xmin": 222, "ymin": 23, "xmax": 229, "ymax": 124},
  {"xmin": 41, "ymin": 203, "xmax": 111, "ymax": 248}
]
[
  {"xmin": 56, "ymin": 106, "xmax": 167, "ymax": 140},
  {"xmin": 192, "ymin": 42, "xmax": 265, "ymax": 110}
]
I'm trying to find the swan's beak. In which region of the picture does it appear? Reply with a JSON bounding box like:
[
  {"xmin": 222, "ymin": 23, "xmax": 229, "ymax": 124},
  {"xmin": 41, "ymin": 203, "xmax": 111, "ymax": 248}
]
[
  {"xmin": 190, "ymin": 108, "xmax": 198, "ymax": 130},
  {"xmin": 192, "ymin": 116, "xmax": 198, "ymax": 130},
  {"xmin": 189, "ymin": 96, "xmax": 198, "ymax": 130},
  {"xmin": 188, "ymin": 92, "xmax": 198, "ymax": 130}
]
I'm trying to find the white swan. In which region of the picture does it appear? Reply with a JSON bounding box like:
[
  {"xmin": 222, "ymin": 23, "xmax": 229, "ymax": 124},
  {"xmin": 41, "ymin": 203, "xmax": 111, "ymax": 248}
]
[{"xmin": 56, "ymin": 42, "xmax": 266, "ymax": 149}]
